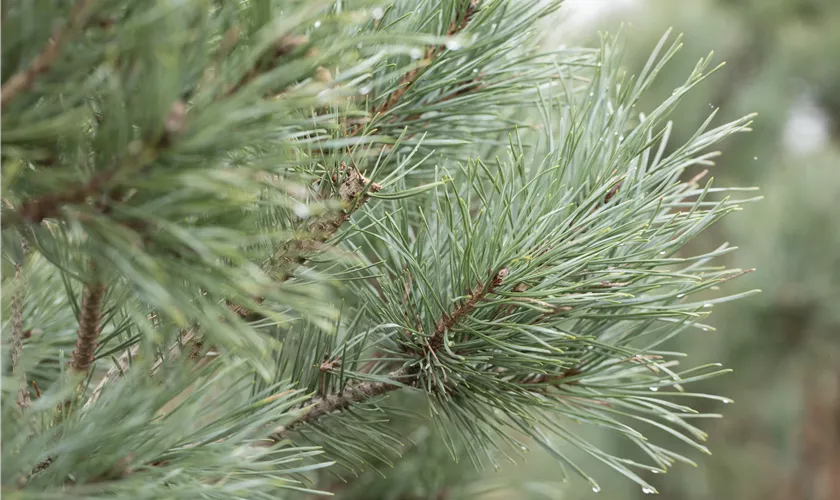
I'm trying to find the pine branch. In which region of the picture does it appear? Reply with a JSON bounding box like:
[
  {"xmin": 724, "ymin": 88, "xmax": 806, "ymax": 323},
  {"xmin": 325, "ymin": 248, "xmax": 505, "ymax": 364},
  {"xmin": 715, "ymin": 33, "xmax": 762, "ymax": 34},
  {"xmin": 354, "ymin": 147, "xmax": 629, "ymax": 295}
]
[
  {"xmin": 349, "ymin": 0, "xmax": 480, "ymax": 136},
  {"xmin": 267, "ymin": 164, "xmax": 381, "ymax": 270},
  {"xmin": 84, "ymin": 168, "xmax": 379, "ymax": 402},
  {"xmin": 270, "ymin": 268, "xmax": 509, "ymax": 440},
  {"xmin": 70, "ymin": 281, "xmax": 107, "ymax": 375},
  {"xmin": 16, "ymin": 169, "xmax": 118, "ymax": 224},
  {"xmin": 428, "ymin": 268, "xmax": 508, "ymax": 351},
  {"xmin": 0, "ymin": 0, "xmax": 94, "ymax": 109},
  {"xmin": 83, "ymin": 327, "xmax": 207, "ymax": 410},
  {"xmin": 307, "ymin": 166, "xmax": 383, "ymax": 246},
  {"xmin": 12, "ymin": 99, "xmax": 188, "ymax": 226},
  {"xmin": 268, "ymin": 369, "xmax": 410, "ymax": 441}
]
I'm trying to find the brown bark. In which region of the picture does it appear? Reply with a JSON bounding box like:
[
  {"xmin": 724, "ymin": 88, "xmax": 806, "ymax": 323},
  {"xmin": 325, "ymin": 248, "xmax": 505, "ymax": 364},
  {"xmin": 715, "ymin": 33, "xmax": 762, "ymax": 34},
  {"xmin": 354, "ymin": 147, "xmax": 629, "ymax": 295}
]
[{"xmin": 70, "ymin": 282, "xmax": 108, "ymax": 374}]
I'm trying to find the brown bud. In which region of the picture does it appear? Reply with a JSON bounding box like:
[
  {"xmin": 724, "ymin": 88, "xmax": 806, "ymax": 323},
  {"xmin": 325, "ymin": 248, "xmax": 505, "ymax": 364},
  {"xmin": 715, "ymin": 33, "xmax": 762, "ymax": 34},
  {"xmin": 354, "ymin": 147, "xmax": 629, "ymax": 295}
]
[
  {"xmin": 164, "ymin": 100, "xmax": 187, "ymax": 136},
  {"xmin": 313, "ymin": 66, "xmax": 332, "ymax": 83},
  {"xmin": 274, "ymin": 35, "xmax": 309, "ymax": 56}
]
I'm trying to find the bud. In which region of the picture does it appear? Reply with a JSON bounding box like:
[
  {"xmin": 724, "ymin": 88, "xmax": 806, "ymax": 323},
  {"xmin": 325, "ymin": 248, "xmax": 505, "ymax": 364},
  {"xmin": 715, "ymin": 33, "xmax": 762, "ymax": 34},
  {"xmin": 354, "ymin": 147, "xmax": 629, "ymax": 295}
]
[
  {"xmin": 313, "ymin": 66, "xmax": 332, "ymax": 83},
  {"xmin": 164, "ymin": 100, "xmax": 187, "ymax": 136}
]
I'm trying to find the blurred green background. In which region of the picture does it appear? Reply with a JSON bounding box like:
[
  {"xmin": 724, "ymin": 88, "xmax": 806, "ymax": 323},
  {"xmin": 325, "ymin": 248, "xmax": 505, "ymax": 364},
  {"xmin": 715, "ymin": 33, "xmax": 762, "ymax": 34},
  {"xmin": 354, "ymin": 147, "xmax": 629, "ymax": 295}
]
[{"xmin": 491, "ymin": 0, "xmax": 840, "ymax": 498}]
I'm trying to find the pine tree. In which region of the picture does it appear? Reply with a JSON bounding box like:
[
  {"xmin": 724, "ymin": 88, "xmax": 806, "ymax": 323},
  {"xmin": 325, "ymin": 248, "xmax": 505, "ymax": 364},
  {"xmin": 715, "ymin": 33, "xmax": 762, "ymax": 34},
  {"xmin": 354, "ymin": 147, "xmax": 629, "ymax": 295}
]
[{"xmin": 2, "ymin": 1, "xmax": 757, "ymax": 498}]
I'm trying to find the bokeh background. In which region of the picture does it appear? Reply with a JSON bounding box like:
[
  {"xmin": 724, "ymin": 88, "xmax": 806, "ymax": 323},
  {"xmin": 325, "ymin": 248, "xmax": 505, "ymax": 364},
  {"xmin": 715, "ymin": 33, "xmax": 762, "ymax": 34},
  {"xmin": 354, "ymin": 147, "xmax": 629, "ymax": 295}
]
[{"xmin": 493, "ymin": 0, "xmax": 840, "ymax": 498}]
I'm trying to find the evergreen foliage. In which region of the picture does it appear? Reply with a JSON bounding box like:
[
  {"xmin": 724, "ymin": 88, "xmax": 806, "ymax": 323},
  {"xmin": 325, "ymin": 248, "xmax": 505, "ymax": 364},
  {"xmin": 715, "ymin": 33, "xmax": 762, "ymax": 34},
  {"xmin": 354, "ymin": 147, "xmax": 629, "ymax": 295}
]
[{"xmin": 2, "ymin": 1, "xmax": 756, "ymax": 497}]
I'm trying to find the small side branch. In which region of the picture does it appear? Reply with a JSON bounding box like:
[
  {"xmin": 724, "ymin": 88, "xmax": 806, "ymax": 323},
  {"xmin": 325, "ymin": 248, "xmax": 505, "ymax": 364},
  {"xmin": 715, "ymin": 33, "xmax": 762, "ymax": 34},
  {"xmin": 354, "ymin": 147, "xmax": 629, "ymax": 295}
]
[
  {"xmin": 70, "ymin": 282, "xmax": 107, "ymax": 374},
  {"xmin": 16, "ymin": 169, "xmax": 117, "ymax": 224},
  {"xmin": 0, "ymin": 0, "xmax": 95, "ymax": 109},
  {"xmin": 269, "ymin": 370, "xmax": 408, "ymax": 441},
  {"xmin": 268, "ymin": 165, "xmax": 381, "ymax": 269},
  {"xmin": 428, "ymin": 268, "xmax": 508, "ymax": 351},
  {"xmin": 11, "ymin": 243, "xmax": 30, "ymax": 410},
  {"xmin": 309, "ymin": 165, "xmax": 382, "ymax": 243}
]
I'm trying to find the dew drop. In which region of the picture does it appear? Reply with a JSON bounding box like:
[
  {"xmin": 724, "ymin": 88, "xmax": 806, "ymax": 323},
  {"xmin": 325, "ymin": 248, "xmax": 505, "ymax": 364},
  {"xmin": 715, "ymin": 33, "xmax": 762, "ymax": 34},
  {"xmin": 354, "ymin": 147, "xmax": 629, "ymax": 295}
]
[
  {"xmin": 703, "ymin": 303, "xmax": 713, "ymax": 308},
  {"xmin": 659, "ymin": 251, "xmax": 667, "ymax": 255},
  {"xmin": 410, "ymin": 48, "xmax": 423, "ymax": 59},
  {"xmin": 313, "ymin": 20, "xmax": 321, "ymax": 29},
  {"xmin": 445, "ymin": 39, "xmax": 462, "ymax": 50},
  {"xmin": 722, "ymin": 398, "xmax": 733, "ymax": 404},
  {"xmin": 676, "ymin": 293, "xmax": 685, "ymax": 298},
  {"xmin": 709, "ymin": 103, "xmax": 714, "ymax": 108},
  {"xmin": 372, "ymin": 7, "xmax": 384, "ymax": 20},
  {"xmin": 597, "ymin": 62, "xmax": 602, "ymax": 67},
  {"xmin": 473, "ymin": 68, "xmax": 479, "ymax": 73},
  {"xmin": 753, "ymin": 156, "xmax": 758, "ymax": 160},
  {"xmin": 651, "ymin": 469, "xmax": 662, "ymax": 474},
  {"xmin": 592, "ymin": 485, "xmax": 601, "ymax": 493},
  {"xmin": 293, "ymin": 204, "xmax": 310, "ymax": 219},
  {"xmin": 643, "ymin": 486, "xmax": 655, "ymax": 494},
  {"xmin": 701, "ymin": 327, "xmax": 710, "ymax": 332},
  {"xmin": 589, "ymin": 92, "xmax": 594, "ymax": 97},
  {"xmin": 359, "ymin": 85, "xmax": 372, "ymax": 95},
  {"xmin": 649, "ymin": 386, "xmax": 659, "ymax": 392},
  {"xmin": 491, "ymin": 23, "xmax": 498, "ymax": 30}
]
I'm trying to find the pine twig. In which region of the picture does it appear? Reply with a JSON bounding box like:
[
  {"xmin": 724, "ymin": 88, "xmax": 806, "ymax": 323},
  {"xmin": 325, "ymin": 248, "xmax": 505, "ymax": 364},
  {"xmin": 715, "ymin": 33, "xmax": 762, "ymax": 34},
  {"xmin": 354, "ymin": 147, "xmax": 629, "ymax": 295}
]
[
  {"xmin": 11, "ymin": 242, "xmax": 31, "ymax": 410},
  {"xmin": 267, "ymin": 164, "xmax": 381, "ymax": 270},
  {"xmin": 428, "ymin": 268, "xmax": 508, "ymax": 351},
  {"xmin": 70, "ymin": 281, "xmax": 107, "ymax": 375},
  {"xmin": 308, "ymin": 165, "xmax": 382, "ymax": 244},
  {"xmin": 0, "ymin": 0, "xmax": 95, "ymax": 109},
  {"xmin": 270, "ymin": 268, "xmax": 509, "ymax": 439},
  {"xmin": 268, "ymin": 369, "xmax": 409, "ymax": 441},
  {"xmin": 348, "ymin": 0, "xmax": 479, "ymax": 136},
  {"xmin": 16, "ymin": 169, "xmax": 118, "ymax": 224},
  {"xmin": 82, "ymin": 344, "xmax": 138, "ymax": 411}
]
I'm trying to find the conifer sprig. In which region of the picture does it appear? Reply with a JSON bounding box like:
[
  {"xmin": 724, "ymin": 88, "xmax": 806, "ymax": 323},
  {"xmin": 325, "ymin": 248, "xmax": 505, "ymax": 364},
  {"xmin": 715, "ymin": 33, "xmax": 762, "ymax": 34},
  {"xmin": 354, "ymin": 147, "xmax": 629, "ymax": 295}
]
[{"xmin": 2, "ymin": 1, "xmax": 756, "ymax": 497}]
